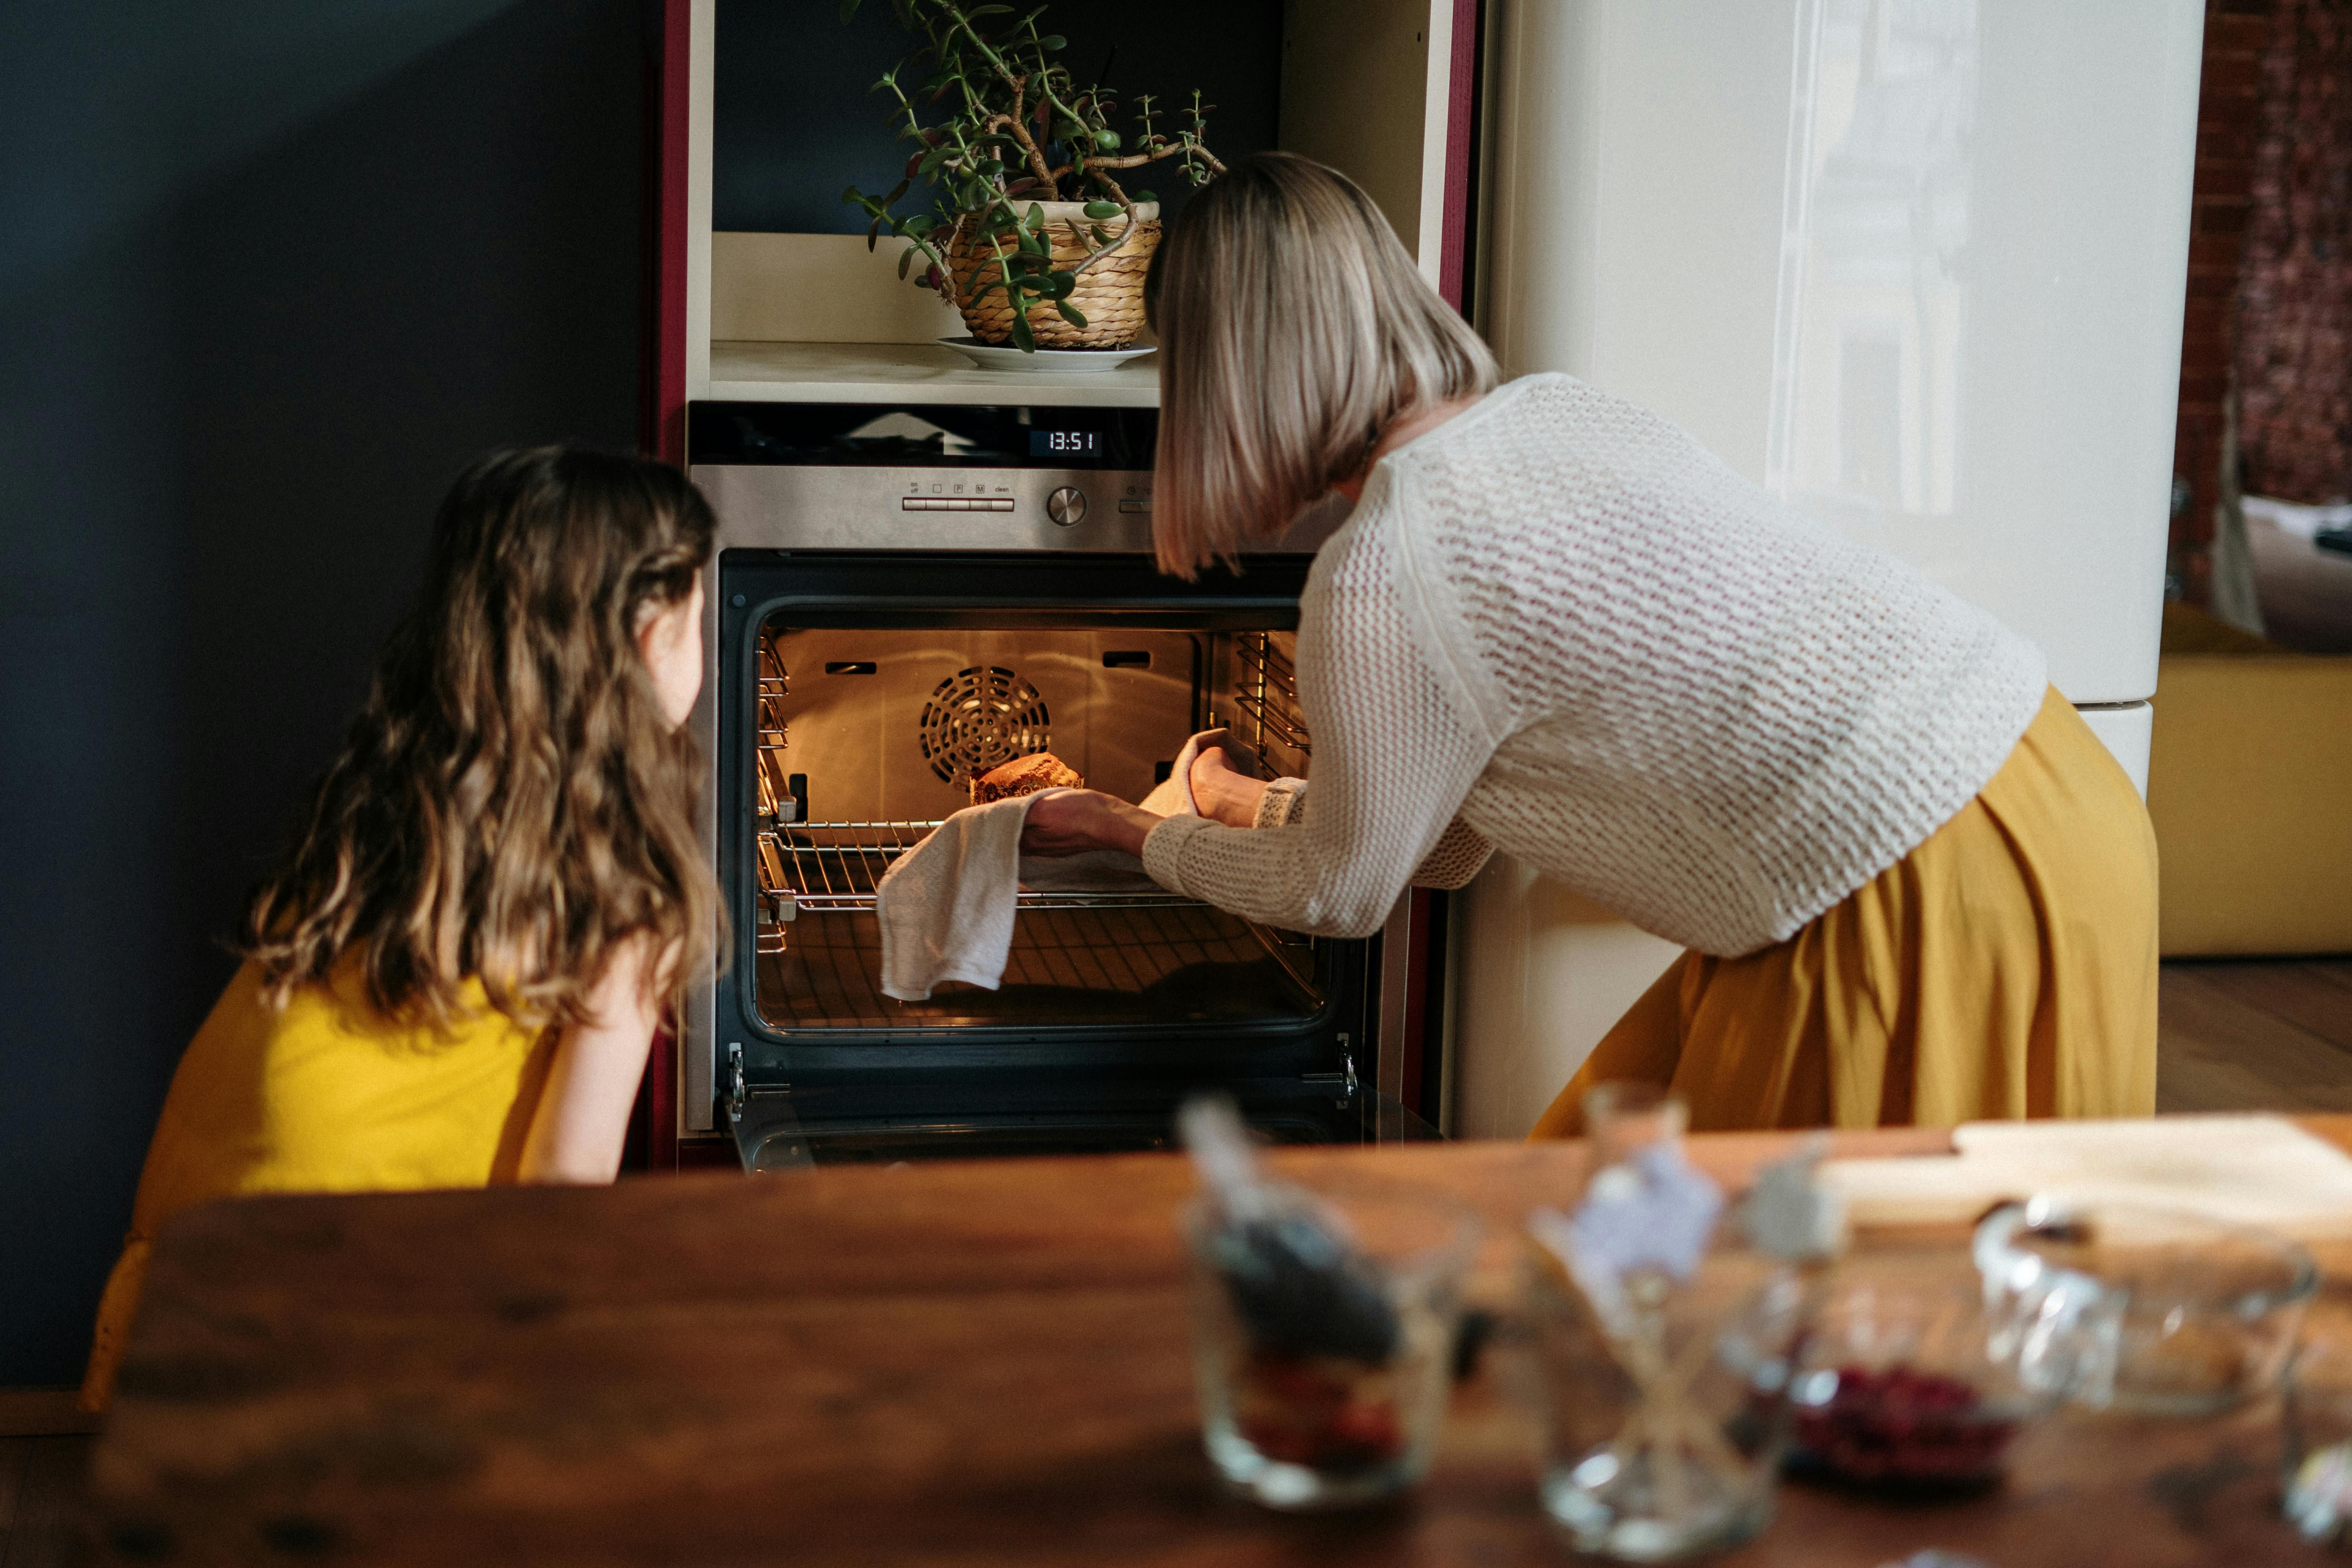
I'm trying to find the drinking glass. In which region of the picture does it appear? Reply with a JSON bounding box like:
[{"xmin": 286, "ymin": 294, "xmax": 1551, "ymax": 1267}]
[
  {"xmin": 1975, "ymin": 1198, "xmax": 2315, "ymax": 1416},
  {"xmin": 2285, "ymin": 1333, "xmax": 2352, "ymax": 1544},
  {"xmin": 1787, "ymin": 1250, "xmax": 2083, "ymax": 1494},
  {"xmin": 1183, "ymin": 1179, "xmax": 1479, "ymax": 1510},
  {"xmin": 1520, "ymin": 1084, "xmax": 1824, "ymax": 1561}
]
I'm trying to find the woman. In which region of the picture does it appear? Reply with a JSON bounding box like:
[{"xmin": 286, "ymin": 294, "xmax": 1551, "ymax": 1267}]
[
  {"xmin": 1023, "ymin": 152, "xmax": 2157, "ymax": 1132},
  {"xmin": 82, "ymin": 447, "xmax": 717, "ymax": 1409}
]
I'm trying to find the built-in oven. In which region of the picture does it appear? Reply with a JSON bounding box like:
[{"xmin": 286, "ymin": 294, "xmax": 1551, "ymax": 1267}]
[{"xmin": 680, "ymin": 399, "xmax": 1434, "ymax": 1169}]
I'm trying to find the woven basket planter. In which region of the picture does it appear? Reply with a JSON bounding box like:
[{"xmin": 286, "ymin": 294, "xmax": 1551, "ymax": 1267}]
[{"xmin": 945, "ymin": 201, "xmax": 1161, "ymax": 350}]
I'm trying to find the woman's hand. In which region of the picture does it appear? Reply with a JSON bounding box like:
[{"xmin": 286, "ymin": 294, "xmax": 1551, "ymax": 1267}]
[
  {"xmin": 1189, "ymin": 745, "xmax": 1270, "ymax": 828},
  {"xmin": 1020, "ymin": 788, "xmax": 1161, "ymax": 859}
]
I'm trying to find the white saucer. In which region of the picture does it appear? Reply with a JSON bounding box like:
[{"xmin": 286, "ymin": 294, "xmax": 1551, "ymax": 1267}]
[{"xmin": 939, "ymin": 337, "xmax": 1157, "ymax": 374}]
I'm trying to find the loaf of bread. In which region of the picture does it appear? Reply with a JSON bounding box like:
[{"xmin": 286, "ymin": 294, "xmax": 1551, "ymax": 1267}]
[{"xmin": 971, "ymin": 752, "xmax": 1083, "ymax": 805}]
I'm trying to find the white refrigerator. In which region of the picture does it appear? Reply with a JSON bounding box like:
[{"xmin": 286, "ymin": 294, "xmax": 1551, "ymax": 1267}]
[{"xmin": 1451, "ymin": 0, "xmax": 2204, "ymax": 1137}]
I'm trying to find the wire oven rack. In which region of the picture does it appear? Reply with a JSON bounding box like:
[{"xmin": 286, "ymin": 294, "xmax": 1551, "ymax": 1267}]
[
  {"xmin": 755, "ymin": 820, "xmax": 1201, "ymax": 924},
  {"xmin": 748, "ymin": 821, "xmax": 1320, "ymax": 1028},
  {"xmin": 752, "ymin": 894, "xmax": 1315, "ymax": 1028},
  {"xmin": 1229, "ymin": 632, "xmax": 1310, "ymax": 772}
]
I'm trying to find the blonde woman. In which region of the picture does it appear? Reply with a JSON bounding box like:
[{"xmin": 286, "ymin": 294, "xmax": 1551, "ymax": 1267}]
[{"xmin": 1023, "ymin": 151, "xmax": 2158, "ymax": 1132}]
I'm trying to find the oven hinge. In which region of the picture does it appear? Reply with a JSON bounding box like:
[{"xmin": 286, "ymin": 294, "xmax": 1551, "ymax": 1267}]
[
  {"xmin": 1302, "ymin": 1033, "xmax": 1357, "ymax": 1107},
  {"xmin": 725, "ymin": 1042, "xmax": 746, "ymax": 1125}
]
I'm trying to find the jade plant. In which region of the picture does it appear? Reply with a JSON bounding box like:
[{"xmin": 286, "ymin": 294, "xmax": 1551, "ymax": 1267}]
[{"xmin": 841, "ymin": 0, "xmax": 1224, "ymax": 350}]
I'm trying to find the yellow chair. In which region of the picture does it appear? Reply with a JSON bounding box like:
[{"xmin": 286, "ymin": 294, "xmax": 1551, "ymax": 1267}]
[{"xmin": 2148, "ymin": 604, "xmax": 2352, "ymax": 956}]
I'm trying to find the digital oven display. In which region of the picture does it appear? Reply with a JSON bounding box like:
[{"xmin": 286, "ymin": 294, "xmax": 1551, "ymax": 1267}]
[{"xmin": 1029, "ymin": 430, "xmax": 1100, "ymax": 459}]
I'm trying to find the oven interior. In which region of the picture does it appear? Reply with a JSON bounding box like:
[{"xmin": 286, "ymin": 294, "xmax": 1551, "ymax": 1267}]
[
  {"xmin": 705, "ymin": 548, "xmax": 1378, "ymax": 1168},
  {"xmin": 748, "ymin": 619, "xmax": 1319, "ymax": 1033}
]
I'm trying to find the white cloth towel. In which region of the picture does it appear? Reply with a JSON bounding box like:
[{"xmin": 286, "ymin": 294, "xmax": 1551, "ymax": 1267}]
[
  {"xmin": 873, "ymin": 731, "xmax": 1258, "ymax": 1002},
  {"xmin": 1137, "ymin": 727, "xmax": 1259, "ymax": 817},
  {"xmin": 875, "ymin": 792, "xmax": 1055, "ymax": 1002}
]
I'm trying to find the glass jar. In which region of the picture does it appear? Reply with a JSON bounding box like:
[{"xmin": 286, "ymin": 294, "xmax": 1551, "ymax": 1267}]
[
  {"xmin": 1786, "ymin": 1249, "xmax": 2079, "ymax": 1495},
  {"xmin": 1975, "ymin": 1197, "xmax": 2314, "ymax": 1416},
  {"xmin": 1519, "ymin": 1084, "xmax": 1825, "ymax": 1562},
  {"xmin": 2284, "ymin": 1334, "xmax": 2352, "ymax": 1544},
  {"xmin": 1183, "ymin": 1178, "xmax": 1479, "ymax": 1511}
]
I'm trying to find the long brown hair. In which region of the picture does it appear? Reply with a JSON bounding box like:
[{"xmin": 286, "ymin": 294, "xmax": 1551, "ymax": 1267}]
[
  {"xmin": 243, "ymin": 446, "xmax": 719, "ymax": 1028},
  {"xmin": 1145, "ymin": 152, "xmax": 1497, "ymax": 577}
]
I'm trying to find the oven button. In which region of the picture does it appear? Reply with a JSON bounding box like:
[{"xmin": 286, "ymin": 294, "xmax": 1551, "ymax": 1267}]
[
  {"xmin": 1116, "ymin": 498, "xmax": 1152, "ymax": 514},
  {"xmin": 1046, "ymin": 486, "xmax": 1088, "ymax": 526}
]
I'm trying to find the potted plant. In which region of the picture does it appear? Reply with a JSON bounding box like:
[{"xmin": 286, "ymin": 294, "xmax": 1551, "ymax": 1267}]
[{"xmin": 842, "ymin": 0, "xmax": 1225, "ymax": 352}]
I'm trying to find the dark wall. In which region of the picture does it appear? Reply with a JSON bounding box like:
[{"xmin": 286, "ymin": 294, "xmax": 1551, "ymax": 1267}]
[
  {"xmin": 0, "ymin": 0, "xmax": 645, "ymax": 1386},
  {"xmin": 713, "ymin": 0, "xmax": 1283, "ymax": 233}
]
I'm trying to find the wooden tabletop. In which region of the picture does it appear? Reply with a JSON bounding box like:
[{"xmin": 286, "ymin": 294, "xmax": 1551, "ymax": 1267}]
[{"xmin": 87, "ymin": 1119, "xmax": 2352, "ymax": 1566}]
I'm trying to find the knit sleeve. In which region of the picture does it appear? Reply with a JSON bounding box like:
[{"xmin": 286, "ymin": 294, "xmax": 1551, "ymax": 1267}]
[
  {"xmin": 1140, "ymin": 505, "xmax": 1498, "ymax": 936},
  {"xmin": 1253, "ymin": 778, "xmax": 1308, "ymax": 829},
  {"xmin": 1412, "ymin": 818, "xmax": 1495, "ymax": 889},
  {"xmin": 1250, "ymin": 779, "xmax": 1493, "ymax": 891}
]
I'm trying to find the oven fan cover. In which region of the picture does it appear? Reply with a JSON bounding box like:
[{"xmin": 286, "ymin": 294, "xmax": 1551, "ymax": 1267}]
[{"xmin": 918, "ymin": 665, "xmax": 1053, "ymax": 786}]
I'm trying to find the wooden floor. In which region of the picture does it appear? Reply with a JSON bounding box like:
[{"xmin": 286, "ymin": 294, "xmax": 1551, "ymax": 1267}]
[
  {"xmin": 1, "ymin": 958, "xmax": 2345, "ymax": 1565},
  {"xmin": 2158, "ymin": 956, "xmax": 2352, "ymax": 1112}
]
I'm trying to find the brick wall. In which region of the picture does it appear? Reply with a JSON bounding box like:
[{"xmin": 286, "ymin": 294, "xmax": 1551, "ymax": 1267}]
[
  {"xmin": 2173, "ymin": 0, "xmax": 2272, "ymax": 605},
  {"xmin": 2237, "ymin": 0, "xmax": 2352, "ymax": 504}
]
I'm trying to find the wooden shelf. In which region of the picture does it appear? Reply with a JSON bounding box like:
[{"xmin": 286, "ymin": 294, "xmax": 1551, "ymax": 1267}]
[{"xmin": 706, "ymin": 341, "xmax": 1160, "ymax": 408}]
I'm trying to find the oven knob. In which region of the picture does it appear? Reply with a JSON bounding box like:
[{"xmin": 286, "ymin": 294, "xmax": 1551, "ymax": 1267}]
[{"xmin": 1045, "ymin": 486, "xmax": 1088, "ymax": 527}]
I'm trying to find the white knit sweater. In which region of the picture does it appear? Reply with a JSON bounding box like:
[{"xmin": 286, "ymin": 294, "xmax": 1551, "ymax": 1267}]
[{"xmin": 1140, "ymin": 373, "xmax": 2049, "ymax": 956}]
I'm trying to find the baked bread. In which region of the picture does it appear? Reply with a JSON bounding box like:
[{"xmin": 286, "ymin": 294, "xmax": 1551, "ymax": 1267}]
[{"xmin": 972, "ymin": 751, "xmax": 1083, "ymax": 805}]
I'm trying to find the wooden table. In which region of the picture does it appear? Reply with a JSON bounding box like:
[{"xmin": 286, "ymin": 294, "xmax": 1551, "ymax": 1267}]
[{"xmin": 87, "ymin": 1120, "xmax": 2352, "ymax": 1566}]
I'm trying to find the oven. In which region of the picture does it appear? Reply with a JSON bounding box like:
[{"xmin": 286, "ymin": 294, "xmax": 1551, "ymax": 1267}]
[{"xmin": 681, "ymin": 399, "xmax": 1434, "ymax": 1169}]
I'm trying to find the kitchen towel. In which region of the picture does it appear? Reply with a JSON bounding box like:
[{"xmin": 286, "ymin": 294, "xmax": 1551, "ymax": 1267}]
[
  {"xmin": 874, "ymin": 731, "xmax": 1259, "ymax": 1002},
  {"xmin": 875, "ymin": 791, "xmax": 1054, "ymax": 1002},
  {"xmin": 1130, "ymin": 727, "xmax": 1254, "ymax": 818}
]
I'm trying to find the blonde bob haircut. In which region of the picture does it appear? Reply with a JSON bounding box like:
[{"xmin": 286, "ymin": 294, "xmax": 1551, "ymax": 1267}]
[{"xmin": 1145, "ymin": 151, "xmax": 1498, "ymax": 577}]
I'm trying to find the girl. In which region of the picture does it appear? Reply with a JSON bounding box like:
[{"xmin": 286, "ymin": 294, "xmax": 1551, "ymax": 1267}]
[
  {"xmin": 1024, "ymin": 152, "xmax": 2158, "ymax": 1133},
  {"xmin": 81, "ymin": 446, "xmax": 716, "ymax": 1410}
]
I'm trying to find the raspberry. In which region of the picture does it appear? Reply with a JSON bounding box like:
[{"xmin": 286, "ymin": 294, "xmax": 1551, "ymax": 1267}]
[
  {"xmin": 1793, "ymin": 1364, "xmax": 2018, "ymax": 1485},
  {"xmin": 1234, "ymin": 1352, "xmax": 1407, "ymax": 1473}
]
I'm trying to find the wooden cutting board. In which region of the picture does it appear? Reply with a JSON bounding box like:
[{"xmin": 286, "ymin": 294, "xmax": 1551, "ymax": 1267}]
[{"xmin": 1820, "ymin": 1113, "xmax": 2352, "ymax": 1237}]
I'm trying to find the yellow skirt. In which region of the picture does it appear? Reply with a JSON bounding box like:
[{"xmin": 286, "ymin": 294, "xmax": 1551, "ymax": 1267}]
[{"xmin": 1530, "ymin": 688, "xmax": 2158, "ymax": 1136}]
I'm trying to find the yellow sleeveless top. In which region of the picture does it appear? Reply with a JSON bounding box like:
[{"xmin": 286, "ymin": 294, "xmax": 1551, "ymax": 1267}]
[{"xmin": 80, "ymin": 956, "xmax": 556, "ymax": 1409}]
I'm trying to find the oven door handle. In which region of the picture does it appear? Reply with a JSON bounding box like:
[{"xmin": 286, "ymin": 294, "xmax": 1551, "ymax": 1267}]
[{"xmin": 1301, "ymin": 1034, "xmax": 1358, "ymax": 1107}]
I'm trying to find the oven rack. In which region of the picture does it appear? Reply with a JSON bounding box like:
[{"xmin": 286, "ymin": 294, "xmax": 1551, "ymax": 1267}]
[
  {"xmin": 755, "ymin": 820, "xmax": 1202, "ymax": 919},
  {"xmin": 1229, "ymin": 632, "xmax": 1310, "ymax": 769},
  {"xmin": 751, "ymin": 896, "xmax": 1317, "ymax": 1028}
]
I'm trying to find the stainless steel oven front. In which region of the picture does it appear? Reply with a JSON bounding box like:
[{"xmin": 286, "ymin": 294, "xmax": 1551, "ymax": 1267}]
[{"xmin": 682, "ymin": 399, "xmax": 1390, "ymax": 1169}]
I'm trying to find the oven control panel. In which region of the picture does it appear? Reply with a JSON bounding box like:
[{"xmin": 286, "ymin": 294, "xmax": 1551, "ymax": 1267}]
[
  {"xmin": 681, "ymin": 399, "xmax": 1360, "ymax": 556},
  {"xmin": 901, "ymin": 495, "xmax": 1015, "ymax": 512},
  {"xmin": 889, "ymin": 481, "xmax": 1155, "ymax": 518},
  {"xmin": 685, "ymin": 400, "xmax": 1147, "ymax": 550},
  {"xmin": 695, "ymin": 462, "xmax": 1156, "ymax": 552},
  {"xmin": 886, "ymin": 472, "xmax": 1143, "ymax": 518}
]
